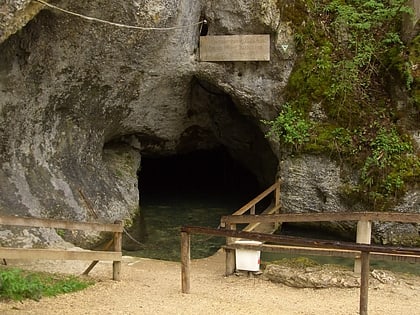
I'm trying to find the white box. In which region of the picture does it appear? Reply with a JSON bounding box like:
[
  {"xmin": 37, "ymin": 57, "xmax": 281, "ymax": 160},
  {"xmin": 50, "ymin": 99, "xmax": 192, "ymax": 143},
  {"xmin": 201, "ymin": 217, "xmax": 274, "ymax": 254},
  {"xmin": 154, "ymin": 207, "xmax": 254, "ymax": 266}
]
[{"xmin": 235, "ymin": 240, "xmax": 262, "ymax": 271}]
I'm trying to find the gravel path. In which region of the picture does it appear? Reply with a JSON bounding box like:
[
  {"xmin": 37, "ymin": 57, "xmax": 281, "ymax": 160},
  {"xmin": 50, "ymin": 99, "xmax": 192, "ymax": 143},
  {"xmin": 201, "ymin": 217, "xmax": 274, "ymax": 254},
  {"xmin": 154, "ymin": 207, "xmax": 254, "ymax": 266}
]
[{"xmin": 1, "ymin": 251, "xmax": 419, "ymax": 315}]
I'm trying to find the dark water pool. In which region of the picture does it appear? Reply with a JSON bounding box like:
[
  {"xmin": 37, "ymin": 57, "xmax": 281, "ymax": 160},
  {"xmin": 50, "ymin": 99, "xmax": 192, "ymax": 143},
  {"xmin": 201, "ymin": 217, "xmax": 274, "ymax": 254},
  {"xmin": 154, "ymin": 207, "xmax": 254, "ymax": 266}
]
[
  {"xmin": 126, "ymin": 193, "xmax": 244, "ymax": 261},
  {"xmin": 125, "ymin": 196, "xmax": 420, "ymax": 276}
]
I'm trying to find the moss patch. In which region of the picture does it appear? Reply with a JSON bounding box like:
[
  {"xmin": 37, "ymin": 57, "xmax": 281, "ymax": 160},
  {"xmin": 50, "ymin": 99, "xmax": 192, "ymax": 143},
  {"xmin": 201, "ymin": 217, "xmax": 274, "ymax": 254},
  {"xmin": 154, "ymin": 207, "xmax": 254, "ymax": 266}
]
[{"xmin": 268, "ymin": 0, "xmax": 420, "ymax": 209}]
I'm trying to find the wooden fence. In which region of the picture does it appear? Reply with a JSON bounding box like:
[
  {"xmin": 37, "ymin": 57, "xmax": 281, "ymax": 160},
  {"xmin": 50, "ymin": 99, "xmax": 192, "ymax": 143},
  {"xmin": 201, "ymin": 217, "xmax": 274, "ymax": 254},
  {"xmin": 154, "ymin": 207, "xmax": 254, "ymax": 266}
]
[
  {"xmin": 0, "ymin": 215, "xmax": 123, "ymax": 280},
  {"xmin": 221, "ymin": 212, "xmax": 420, "ymax": 271},
  {"xmin": 180, "ymin": 222, "xmax": 420, "ymax": 315},
  {"xmin": 230, "ymin": 180, "xmax": 281, "ymax": 234}
]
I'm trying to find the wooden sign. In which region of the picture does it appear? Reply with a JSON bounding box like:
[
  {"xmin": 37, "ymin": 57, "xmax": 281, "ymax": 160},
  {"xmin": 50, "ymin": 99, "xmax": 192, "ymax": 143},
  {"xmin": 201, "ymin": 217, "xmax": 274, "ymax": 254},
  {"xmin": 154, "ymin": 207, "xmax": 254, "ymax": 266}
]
[{"xmin": 199, "ymin": 35, "xmax": 270, "ymax": 62}]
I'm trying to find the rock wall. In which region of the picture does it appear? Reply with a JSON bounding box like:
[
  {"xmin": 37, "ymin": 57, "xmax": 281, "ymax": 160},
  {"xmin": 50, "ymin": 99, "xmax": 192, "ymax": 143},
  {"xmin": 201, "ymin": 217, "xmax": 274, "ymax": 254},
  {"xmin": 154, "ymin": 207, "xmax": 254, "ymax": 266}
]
[
  {"xmin": 0, "ymin": 0, "xmax": 43, "ymax": 44},
  {"xmin": 0, "ymin": 0, "xmax": 290, "ymax": 247},
  {"xmin": 0, "ymin": 0, "xmax": 418, "ymax": 248}
]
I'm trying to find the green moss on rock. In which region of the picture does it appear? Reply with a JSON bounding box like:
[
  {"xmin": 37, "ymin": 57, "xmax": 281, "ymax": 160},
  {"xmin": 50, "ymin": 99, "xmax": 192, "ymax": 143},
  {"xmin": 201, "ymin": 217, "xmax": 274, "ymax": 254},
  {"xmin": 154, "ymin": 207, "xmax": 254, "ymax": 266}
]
[{"xmin": 268, "ymin": 0, "xmax": 420, "ymax": 209}]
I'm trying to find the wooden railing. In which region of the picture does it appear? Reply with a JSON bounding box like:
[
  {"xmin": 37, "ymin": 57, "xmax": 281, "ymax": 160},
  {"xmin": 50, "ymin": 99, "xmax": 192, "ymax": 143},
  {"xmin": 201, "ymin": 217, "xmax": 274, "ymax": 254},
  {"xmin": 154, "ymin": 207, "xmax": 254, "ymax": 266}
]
[
  {"xmin": 180, "ymin": 226, "xmax": 420, "ymax": 315},
  {"xmin": 223, "ymin": 180, "xmax": 281, "ymax": 235},
  {"xmin": 222, "ymin": 211, "xmax": 420, "ymax": 224},
  {"xmin": 220, "ymin": 212, "xmax": 420, "ymax": 271},
  {"xmin": 230, "ymin": 180, "xmax": 280, "ymax": 216},
  {"xmin": 0, "ymin": 215, "xmax": 123, "ymax": 280}
]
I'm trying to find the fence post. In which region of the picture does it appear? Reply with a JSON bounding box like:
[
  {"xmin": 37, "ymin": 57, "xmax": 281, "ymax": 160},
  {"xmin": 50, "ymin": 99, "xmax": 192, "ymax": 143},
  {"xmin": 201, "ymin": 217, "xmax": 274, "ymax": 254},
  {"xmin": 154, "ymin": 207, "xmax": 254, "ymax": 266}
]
[
  {"xmin": 274, "ymin": 179, "xmax": 281, "ymax": 230},
  {"xmin": 359, "ymin": 251, "xmax": 370, "ymax": 315},
  {"xmin": 112, "ymin": 220, "xmax": 123, "ymax": 281},
  {"xmin": 225, "ymin": 223, "xmax": 236, "ymax": 275},
  {"xmin": 250, "ymin": 205, "xmax": 255, "ymax": 215},
  {"xmin": 274, "ymin": 179, "xmax": 281, "ymax": 208},
  {"xmin": 354, "ymin": 219, "xmax": 371, "ymax": 273},
  {"xmin": 181, "ymin": 231, "xmax": 191, "ymax": 293}
]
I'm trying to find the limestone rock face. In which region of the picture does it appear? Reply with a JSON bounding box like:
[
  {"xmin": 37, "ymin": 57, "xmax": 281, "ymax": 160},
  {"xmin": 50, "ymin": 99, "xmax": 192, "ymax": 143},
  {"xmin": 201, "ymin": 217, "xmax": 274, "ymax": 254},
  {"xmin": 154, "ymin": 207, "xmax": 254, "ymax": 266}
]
[
  {"xmin": 280, "ymin": 155, "xmax": 419, "ymax": 245},
  {"xmin": 264, "ymin": 264, "xmax": 361, "ymax": 288},
  {"xmin": 280, "ymin": 156, "xmax": 356, "ymax": 214},
  {"xmin": 0, "ymin": 0, "xmax": 43, "ymax": 44},
  {"xmin": 0, "ymin": 1, "xmax": 418, "ymax": 248},
  {"xmin": 0, "ymin": 0, "xmax": 288, "ymax": 247},
  {"xmin": 263, "ymin": 264, "xmax": 399, "ymax": 289}
]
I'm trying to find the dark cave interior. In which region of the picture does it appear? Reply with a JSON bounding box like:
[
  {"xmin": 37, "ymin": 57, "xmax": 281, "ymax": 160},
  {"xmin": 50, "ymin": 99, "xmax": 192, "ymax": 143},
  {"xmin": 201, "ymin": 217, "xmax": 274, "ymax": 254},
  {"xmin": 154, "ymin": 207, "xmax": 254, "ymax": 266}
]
[{"xmin": 138, "ymin": 147, "xmax": 261, "ymax": 203}]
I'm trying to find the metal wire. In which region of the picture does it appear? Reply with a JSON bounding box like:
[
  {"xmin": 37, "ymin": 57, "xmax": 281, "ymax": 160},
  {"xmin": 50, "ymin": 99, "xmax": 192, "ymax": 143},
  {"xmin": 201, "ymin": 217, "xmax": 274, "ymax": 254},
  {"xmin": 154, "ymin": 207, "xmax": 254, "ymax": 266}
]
[{"xmin": 34, "ymin": 0, "xmax": 204, "ymax": 31}]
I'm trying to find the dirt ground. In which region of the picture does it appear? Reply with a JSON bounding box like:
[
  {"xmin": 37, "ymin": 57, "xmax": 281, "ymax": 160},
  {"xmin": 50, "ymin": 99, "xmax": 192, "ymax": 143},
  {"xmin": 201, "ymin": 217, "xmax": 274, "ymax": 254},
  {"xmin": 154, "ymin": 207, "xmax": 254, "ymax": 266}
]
[{"xmin": 0, "ymin": 251, "xmax": 419, "ymax": 315}]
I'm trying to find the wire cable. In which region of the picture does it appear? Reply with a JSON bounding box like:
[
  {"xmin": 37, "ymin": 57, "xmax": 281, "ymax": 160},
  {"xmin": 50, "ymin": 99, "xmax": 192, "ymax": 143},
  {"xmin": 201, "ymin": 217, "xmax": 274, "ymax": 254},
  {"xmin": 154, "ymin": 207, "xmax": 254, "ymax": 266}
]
[
  {"xmin": 123, "ymin": 227, "xmax": 145, "ymax": 247},
  {"xmin": 34, "ymin": 0, "xmax": 204, "ymax": 31}
]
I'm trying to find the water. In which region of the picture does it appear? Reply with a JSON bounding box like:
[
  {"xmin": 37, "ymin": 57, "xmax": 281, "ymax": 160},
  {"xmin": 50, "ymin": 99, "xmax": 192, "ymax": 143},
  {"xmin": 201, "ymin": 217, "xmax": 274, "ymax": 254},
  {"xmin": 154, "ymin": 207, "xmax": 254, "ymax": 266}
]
[
  {"xmin": 131, "ymin": 148, "xmax": 262, "ymax": 261},
  {"xmin": 125, "ymin": 194, "xmax": 419, "ymax": 276},
  {"xmin": 127, "ymin": 192, "xmax": 247, "ymax": 261}
]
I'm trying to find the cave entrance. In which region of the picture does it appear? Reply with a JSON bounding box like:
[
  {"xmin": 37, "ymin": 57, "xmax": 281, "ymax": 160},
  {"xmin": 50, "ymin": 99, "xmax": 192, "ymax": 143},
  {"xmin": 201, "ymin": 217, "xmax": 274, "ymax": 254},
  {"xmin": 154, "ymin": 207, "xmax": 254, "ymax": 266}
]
[
  {"xmin": 139, "ymin": 147, "xmax": 260, "ymax": 201},
  {"xmin": 135, "ymin": 147, "xmax": 262, "ymax": 261},
  {"xmin": 124, "ymin": 77, "xmax": 278, "ymax": 260}
]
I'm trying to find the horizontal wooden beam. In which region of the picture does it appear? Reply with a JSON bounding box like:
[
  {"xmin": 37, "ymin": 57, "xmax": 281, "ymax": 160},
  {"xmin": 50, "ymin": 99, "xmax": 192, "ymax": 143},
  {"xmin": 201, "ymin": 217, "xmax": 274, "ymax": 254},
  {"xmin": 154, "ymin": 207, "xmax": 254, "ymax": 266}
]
[
  {"xmin": 223, "ymin": 244, "xmax": 420, "ymax": 263},
  {"xmin": 221, "ymin": 212, "xmax": 420, "ymax": 224},
  {"xmin": 181, "ymin": 226, "xmax": 420, "ymax": 256},
  {"xmin": 199, "ymin": 35, "xmax": 270, "ymax": 62},
  {"xmin": 225, "ymin": 243, "xmax": 358, "ymax": 258},
  {"xmin": 0, "ymin": 247, "xmax": 121, "ymax": 261},
  {"xmin": 0, "ymin": 215, "xmax": 123, "ymax": 232}
]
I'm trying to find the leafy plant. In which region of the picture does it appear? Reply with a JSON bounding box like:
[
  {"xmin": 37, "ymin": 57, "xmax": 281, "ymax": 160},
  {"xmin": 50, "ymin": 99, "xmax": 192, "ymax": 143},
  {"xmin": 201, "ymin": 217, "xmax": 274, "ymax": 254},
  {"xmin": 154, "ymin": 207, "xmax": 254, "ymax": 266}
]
[
  {"xmin": 55, "ymin": 229, "xmax": 66, "ymax": 237},
  {"xmin": 360, "ymin": 127, "xmax": 414, "ymax": 196},
  {"xmin": 0, "ymin": 268, "xmax": 93, "ymax": 301},
  {"xmin": 263, "ymin": 103, "xmax": 311, "ymax": 151},
  {"xmin": 272, "ymin": 0, "xmax": 419, "ymax": 207}
]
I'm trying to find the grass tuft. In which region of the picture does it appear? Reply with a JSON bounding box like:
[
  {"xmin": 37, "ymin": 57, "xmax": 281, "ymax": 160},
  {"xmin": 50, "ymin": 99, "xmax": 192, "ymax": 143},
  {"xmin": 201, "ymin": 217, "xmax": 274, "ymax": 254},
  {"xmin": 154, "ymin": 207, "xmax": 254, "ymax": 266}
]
[{"xmin": 0, "ymin": 267, "xmax": 93, "ymax": 301}]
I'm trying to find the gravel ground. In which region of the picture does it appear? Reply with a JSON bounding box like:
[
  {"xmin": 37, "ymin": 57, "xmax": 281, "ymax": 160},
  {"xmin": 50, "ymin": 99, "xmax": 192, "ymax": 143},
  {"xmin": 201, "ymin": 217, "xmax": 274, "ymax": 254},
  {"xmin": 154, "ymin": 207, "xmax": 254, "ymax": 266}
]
[{"xmin": 0, "ymin": 251, "xmax": 419, "ymax": 315}]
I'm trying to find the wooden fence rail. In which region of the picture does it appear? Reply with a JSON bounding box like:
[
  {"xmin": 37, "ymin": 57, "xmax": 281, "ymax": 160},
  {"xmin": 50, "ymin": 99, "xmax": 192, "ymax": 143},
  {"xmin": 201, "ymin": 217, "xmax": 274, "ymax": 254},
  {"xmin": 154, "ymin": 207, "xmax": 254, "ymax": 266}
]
[
  {"xmin": 0, "ymin": 215, "xmax": 123, "ymax": 280},
  {"xmin": 221, "ymin": 212, "xmax": 420, "ymax": 270},
  {"xmin": 231, "ymin": 180, "xmax": 280, "ymax": 216},
  {"xmin": 180, "ymin": 226, "xmax": 420, "ymax": 315},
  {"xmin": 221, "ymin": 212, "xmax": 420, "ymax": 224}
]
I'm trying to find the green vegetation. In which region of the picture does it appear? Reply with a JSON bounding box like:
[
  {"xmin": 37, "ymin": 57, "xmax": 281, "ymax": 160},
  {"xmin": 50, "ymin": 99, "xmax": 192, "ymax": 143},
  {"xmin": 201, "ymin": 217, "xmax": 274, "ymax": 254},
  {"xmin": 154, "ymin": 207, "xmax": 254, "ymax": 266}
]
[
  {"xmin": 408, "ymin": 33, "xmax": 420, "ymax": 108},
  {"xmin": 0, "ymin": 268, "xmax": 93, "ymax": 301},
  {"xmin": 263, "ymin": 103, "xmax": 312, "ymax": 151},
  {"xmin": 267, "ymin": 0, "xmax": 420, "ymax": 209}
]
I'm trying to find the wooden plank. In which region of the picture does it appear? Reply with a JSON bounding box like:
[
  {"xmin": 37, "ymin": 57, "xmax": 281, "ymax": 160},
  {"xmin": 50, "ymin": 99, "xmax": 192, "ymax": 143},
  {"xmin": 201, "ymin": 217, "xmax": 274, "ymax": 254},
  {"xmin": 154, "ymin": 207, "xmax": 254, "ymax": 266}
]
[
  {"xmin": 274, "ymin": 180, "xmax": 281, "ymax": 208},
  {"xmin": 199, "ymin": 35, "xmax": 270, "ymax": 62},
  {"xmin": 0, "ymin": 215, "xmax": 123, "ymax": 232},
  {"xmin": 226, "ymin": 223, "xmax": 238, "ymax": 245},
  {"xmin": 242, "ymin": 205, "xmax": 281, "ymax": 233},
  {"xmin": 0, "ymin": 247, "xmax": 121, "ymax": 261},
  {"xmin": 274, "ymin": 180, "xmax": 281, "ymax": 230},
  {"xmin": 225, "ymin": 248, "xmax": 236, "ymax": 275},
  {"xmin": 83, "ymin": 239, "xmax": 114, "ymax": 275},
  {"xmin": 370, "ymin": 252, "xmax": 420, "ymax": 263},
  {"xmin": 223, "ymin": 244, "xmax": 420, "ymax": 263},
  {"xmin": 232, "ymin": 182, "xmax": 280, "ymax": 216},
  {"xmin": 113, "ymin": 225, "xmax": 123, "ymax": 281},
  {"xmin": 181, "ymin": 232, "xmax": 191, "ymax": 293},
  {"xmin": 225, "ymin": 244, "xmax": 359, "ymax": 259},
  {"xmin": 355, "ymin": 220, "xmax": 372, "ymax": 273},
  {"xmin": 222, "ymin": 212, "xmax": 420, "ymax": 224},
  {"xmin": 181, "ymin": 226, "xmax": 420, "ymax": 256}
]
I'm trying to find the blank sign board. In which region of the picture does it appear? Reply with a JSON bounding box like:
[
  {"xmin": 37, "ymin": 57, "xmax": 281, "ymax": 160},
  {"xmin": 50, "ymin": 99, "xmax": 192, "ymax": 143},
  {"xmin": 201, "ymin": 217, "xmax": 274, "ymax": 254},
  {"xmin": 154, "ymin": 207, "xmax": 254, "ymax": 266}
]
[{"xmin": 199, "ymin": 35, "xmax": 270, "ymax": 62}]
